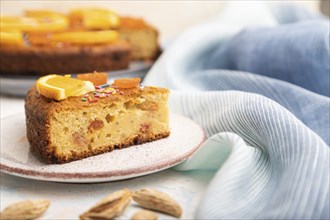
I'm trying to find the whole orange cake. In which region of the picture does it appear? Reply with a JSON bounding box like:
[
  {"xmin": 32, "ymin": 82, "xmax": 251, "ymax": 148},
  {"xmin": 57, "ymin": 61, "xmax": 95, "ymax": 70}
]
[
  {"xmin": 25, "ymin": 75, "xmax": 170, "ymax": 164},
  {"xmin": 0, "ymin": 9, "xmax": 160, "ymax": 76}
]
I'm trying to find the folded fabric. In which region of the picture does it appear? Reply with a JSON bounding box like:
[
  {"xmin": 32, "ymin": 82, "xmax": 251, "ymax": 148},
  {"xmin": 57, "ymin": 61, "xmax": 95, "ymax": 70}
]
[
  {"xmin": 206, "ymin": 21, "xmax": 330, "ymax": 97},
  {"xmin": 144, "ymin": 2, "xmax": 329, "ymax": 219},
  {"xmin": 170, "ymin": 90, "xmax": 329, "ymax": 219}
]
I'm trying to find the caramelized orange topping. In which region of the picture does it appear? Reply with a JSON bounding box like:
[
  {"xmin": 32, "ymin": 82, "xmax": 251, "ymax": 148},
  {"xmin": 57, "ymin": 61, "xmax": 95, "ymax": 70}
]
[
  {"xmin": 27, "ymin": 33, "xmax": 51, "ymax": 46},
  {"xmin": 50, "ymin": 30, "xmax": 118, "ymax": 45},
  {"xmin": 0, "ymin": 30, "xmax": 24, "ymax": 45},
  {"xmin": 0, "ymin": 8, "xmax": 120, "ymax": 46},
  {"xmin": 24, "ymin": 10, "xmax": 67, "ymax": 20},
  {"xmin": 68, "ymin": 8, "xmax": 120, "ymax": 30},
  {"xmin": 77, "ymin": 72, "xmax": 108, "ymax": 86},
  {"xmin": 113, "ymin": 78, "xmax": 141, "ymax": 89},
  {"xmin": 0, "ymin": 15, "xmax": 68, "ymax": 32}
]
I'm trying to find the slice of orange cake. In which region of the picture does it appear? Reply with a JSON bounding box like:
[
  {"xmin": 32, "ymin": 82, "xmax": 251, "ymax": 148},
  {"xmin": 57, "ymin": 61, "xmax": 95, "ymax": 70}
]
[{"xmin": 25, "ymin": 74, "xmax": 170, "ymax": 164}]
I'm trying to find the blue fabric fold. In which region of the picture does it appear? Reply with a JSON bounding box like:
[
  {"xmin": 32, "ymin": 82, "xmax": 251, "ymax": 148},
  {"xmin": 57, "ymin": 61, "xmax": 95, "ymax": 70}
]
[
  {"xmin": 186, "ymin": 70, "xmax": 330, "ymax": 145},
  {"xmin": 207, "ymin": 21, "xmax": 330, "ymax": 97},
  {"xmin": 144, "ymin": 2, "xmax": 329, "ymax": 219}
]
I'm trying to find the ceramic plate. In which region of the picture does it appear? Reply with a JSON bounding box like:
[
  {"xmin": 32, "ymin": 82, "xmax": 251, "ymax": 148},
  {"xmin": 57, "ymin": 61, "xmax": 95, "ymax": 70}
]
[
  {"xmin": 0, "ymin": 113, "xmax": 205, "ymax": 183},
  {"xmin": 0, "ymin": 60, "xmax": 152, "ymax": 97}
]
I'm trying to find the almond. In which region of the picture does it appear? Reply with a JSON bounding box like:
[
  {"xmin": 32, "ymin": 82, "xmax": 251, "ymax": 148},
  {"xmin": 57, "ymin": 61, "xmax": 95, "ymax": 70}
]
[
  {"xmin": 131, "ymin": 210, "xmax": 158, "ymax": 220},
  {"xmin": 80, "ymin": 189, "xmax": 131, "ymax": 220},
  {"xmin": 0, "ymin": 199, "xmax": 50, "ymax": 220},
  {"xmin": 132, "ymin": 188, "xmax": 182, "ymax": 218}
]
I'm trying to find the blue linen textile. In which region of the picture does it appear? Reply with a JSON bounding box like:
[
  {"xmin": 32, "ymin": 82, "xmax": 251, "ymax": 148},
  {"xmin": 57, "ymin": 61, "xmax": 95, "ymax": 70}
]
[{"xmin": 144, "ymin": 2, "xmax": 330, "ymax": 219}]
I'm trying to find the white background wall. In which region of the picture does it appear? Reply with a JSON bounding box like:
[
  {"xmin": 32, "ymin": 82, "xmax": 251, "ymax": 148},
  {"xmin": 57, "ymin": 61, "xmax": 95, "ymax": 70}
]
[{"xmin": 0, "ymin": 1, "xmax": 321, "ymax": 43}]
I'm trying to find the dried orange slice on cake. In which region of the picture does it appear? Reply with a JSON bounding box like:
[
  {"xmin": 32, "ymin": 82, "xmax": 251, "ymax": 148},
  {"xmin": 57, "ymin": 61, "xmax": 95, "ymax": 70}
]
[{"xmin": 36, "ymin": 75, "xmax": 95, "ymax": 101}]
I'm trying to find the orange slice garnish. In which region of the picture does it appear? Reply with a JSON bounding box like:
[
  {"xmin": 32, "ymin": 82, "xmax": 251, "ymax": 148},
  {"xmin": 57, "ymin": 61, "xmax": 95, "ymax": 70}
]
[
  {"xmin": 77, "ymin": 72, "xmax": 108, "ymax": 86},
  {"xmin": 36, "ymin": 75, "xmax": 95, "ymax": 101},
  {"xmin": 0, "ymin": 30, "xmax": 24, "ymax": 45},
  {"xmin": 113, "ymin": 78, "xmax": 141, "ymax": 89},
  {"xmin": 68, "ymin": 8, "xmax": 120, "ymax": 30},
  {"xmin": 50, "ymin": 30, "xmax": 118, "ymax": 45}
]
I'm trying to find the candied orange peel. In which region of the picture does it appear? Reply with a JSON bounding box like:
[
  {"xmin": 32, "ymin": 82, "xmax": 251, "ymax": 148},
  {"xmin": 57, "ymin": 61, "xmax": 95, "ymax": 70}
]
[
  {"xmin": 77, "ymin": 72, "xmax": 108, "ymax": 86},
  {"xmin": 113, "ymin": 78, "xmax": 141, "ymax": 89}
]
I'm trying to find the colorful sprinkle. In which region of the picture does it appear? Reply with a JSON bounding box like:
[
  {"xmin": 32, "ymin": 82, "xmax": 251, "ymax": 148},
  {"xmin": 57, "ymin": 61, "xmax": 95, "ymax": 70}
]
[
  {"xmin": 97, "ymin": 83, "xmax": 110, "ymax": 88},
  {"xmin": 96, "ymin": 89, "xmax": 105, "ymax": 93},
  {"xmin": 83, "ymin": 85, "xmax": 116, "ymax": 103},
  {"xmin": 104, "ymin": 87, "xmax": 115, "ymax": 93},
  {"xmin": 81, "ymin": 98, "xmax": 87, "ymax": 101},
  {"xmin": 96, "ymin": 93, "xmax": 106, "ymax": 98},
  {"xmin": 87, "ymin": 96, "xmax": 98, "ymax": 103}
]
